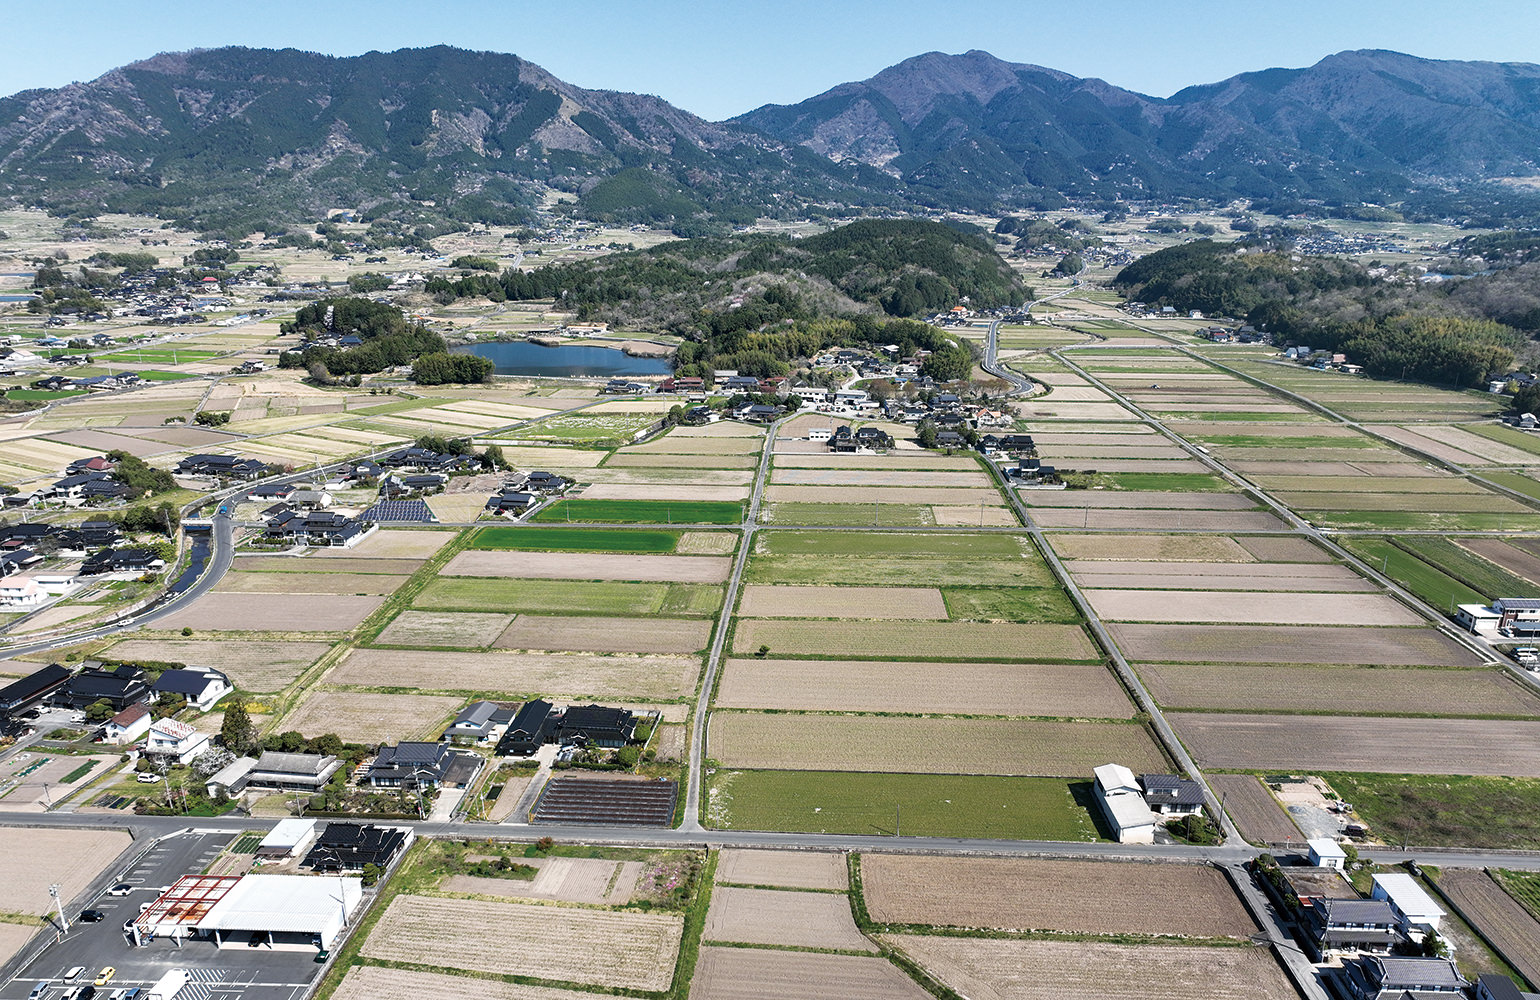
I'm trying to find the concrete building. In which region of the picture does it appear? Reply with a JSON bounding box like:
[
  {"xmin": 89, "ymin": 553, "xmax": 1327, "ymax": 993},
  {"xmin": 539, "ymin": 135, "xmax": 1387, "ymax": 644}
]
[
  {"xmin": 1093, "ymin": 763, "xmax": 1156, "ymax": 844},
  {"xmin": 1370, "ymin": 873, "xmax": 1445, "ymax": 942},
  {"xmin": 133, "ymin": 873, "xmax": 363, "ymax": 951},
  {"xmin": 144, "ymin": 718, "xmax": 211, "ymax": 765},
  {"xmin": 1308, "ymin": 838, "xmax": 1347, "ymax": 870},
  {"xmin": 256, "ymin": 819, "xmax": 319, "ymax": 860}
]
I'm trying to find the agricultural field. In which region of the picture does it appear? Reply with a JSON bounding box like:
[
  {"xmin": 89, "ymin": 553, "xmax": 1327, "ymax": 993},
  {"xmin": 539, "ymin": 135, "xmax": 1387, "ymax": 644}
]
[
  {"xmin": 736, "ymin": 585, "xmax": 949, "ymax": 619},
  {"xmin": 442, "ymin": 549, "xmax": 731, "ymax": 583},
  {"xmin": 277, "ymin": 690, "xmax": 463, "ymax": 744},
  {"xmin": 363, "ymin": 895, "xmax": 682, "ymax": 991},
  {"xmin": 704, "ymin": 886, "xmax": 873, "ymax": 951},
  {"xmin": 860, "ymin": 856, "xmax": 1255, "ymax": 937},
  {"xmin": 534, "ymin": 498, "xmax": 745, "ymax": 524},
  {"xmin": 1137, "ymin": 662, "xmax": 1540, "ymax": 716},
  {"xmin": 887, "ymin": 936, "xmax": 1301, "ymax": 1000},
  {"xmin": 496, "ymin": 614, "xmax": 711, "ymax": 654},
  {"xmin": 0, "ymin": 828, "xmax": 131, "ymax": 916},
  {"xmin": 707, "ymin": 771, "xmax": 1100, "ymax": 840},
  {"xmin": 1084, "ymin": 589, "xmax": 1418, "ymax": 625},
  {"xmin": 331, "ymin": 648, "xmax": 700, "ymax": 702},
  {"xmin": 689, "ymin": 947, "xmax": 928, "ymax": 1000},
  {"xmin": 415, "ymin": 579, "xmax": 722, "ymax": 617},
  {"xmin": 709, "ymin": 714, "xmax": 1166, "ymax": 775},
  {"xmin": 714, "ymin": 849, "xmax": 848, "ymax": 890},
  {"xmin": 332, "ymin": 966, "xmax": 611, "ymax": 1000},
  {"xmin": 470, "ymin": 526, "xmax": 687, "ymax": 552},
  {"xmin": 1434, "ymin": 869, "xmax": 1540, "ymax": 989},
  {"xmin": 100, "ymin": 638, "xmax": 332, "ymax": 693},
  {"xmin": 1321, "ymin": 773, "xmax": 1540, "ymax": 850},
  {"xmin": 375, "ymin": 610, "xmax": 514, "ymax": 647},
  {"xmin": 730, "ymin": 620, "xmax": 1096, "ymax": 660},
  {"xmin": 1107, "ymin": 623, "xmax": 1480, "ymax": 666},
  {"xmin": 1207, "ymin": 774, "xmax": 1301, "ymax": 844},
  {"xmin": 153, "ymin": 592, "xmax": 386, "ymax": 633}
]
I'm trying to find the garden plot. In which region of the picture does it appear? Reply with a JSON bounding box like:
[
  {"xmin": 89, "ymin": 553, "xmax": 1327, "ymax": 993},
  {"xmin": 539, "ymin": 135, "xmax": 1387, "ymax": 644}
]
[
  {"xmin": 154, "ymin": 592, "xmax": 385, "ymax": 632},
  {"xmin": 1171, "ymin": 713, "xmax": 1540, "ymax": 776},
  {"xmin": 376, "ymin": 611, "xmax": 513, "ymax": 647},
  {"xmin": 770, "ymin": 468, "xmax": 992, "ymax": 487},
  {"xmin": 444, "ymin": 550, "xmax": 731, "ymax": 583},
  {"xmin": 1138, "ymin": 662, "xmax": 1540, "ymax": 716},
  {"xmin": 1049, "ymin": 534, "xmax": 1256, "ymax": 562},
  {"xmin": 101, "ymin": 638, "xmax": 330, "ymax": 693},
  {"xmin": 1435, "ymin": 869, "xmax": 1540, "ymax": 988},
  {"xmin": 1023, "ymin": 492, "xmax": 1254, "ymax": 509},
  {"xmin": 715, "ymin": 849, "xmax": 847, "ymax": 889},
  {"xmin": 322, "ymin": 528, "xmax": 454, "ymax": 559},
  {"xmin": 496, "ymin": 615, "xmax": 710, "ymax": 654},
  {"xmin": 887, "ymin": 936, "xmax": 1299, "ymax": 1000},
  {"xmin": 1030, "ymin": 508, "xmax": 1284, "ymax": 530},
  {"xmin": 364, "ymin": 895, "xmax": 681, "ymax": 992},
  {"xmin": 332, "ymin": 648, "xmax": 700, "ymax": 701},
  {"xmin": 1108, "ymin": 623, "xmax": 1480, "ymax": 666},
  {"xmin": 278, "ymin": 690, "xmax": 462, "ymax": 744},
  {"xmin": 709, "ymin": 714, "xmax": 1166, "ymax": 775},
  {"xmin": 737, "ymin": 585, "xmax": 948, "ymax": 619},
  {"xmin": 862, "ymin": 855, "xmax": 1254, "ymax": 936},
  {"xmin": 715, "ymin": 658, "xmax": 1133, "ymax": 717},
  {"xmin": 765, "ymin": 485, "xmax": 1002, "ymax": 505},
  {"xmin": 213, "ymin": 572, "xmax": 408, "ymax": 595},
  {"xmin": 689, "ymin": 947, "xmax": 927, "ymax": 1000},
  {"xmin": 732, "ymin": 620, "xmax": 1096, "ymax": 661},
  {"xmin": 0, "ymin": 828, "xmax": 130, "ymax": 916},
  {"xmin": 1209, "ymin": 774, "xmax": 1301, "ymax": 844},
  {"xmin": 1085, "ymin": 590, "xmax": 1420, "ymax": 626}
]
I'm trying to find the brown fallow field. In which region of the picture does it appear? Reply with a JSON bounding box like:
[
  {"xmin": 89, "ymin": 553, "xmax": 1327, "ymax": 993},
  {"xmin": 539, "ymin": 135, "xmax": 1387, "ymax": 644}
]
[
  {"xmin": 213, "ymin": 572, "xmax": 409, "ymax": 595},
  {"xmin": 154, "ymin": 593, "xmax": 385, "ymax": 632},
  {"xmin": 1459, "ymin": 538, "xmax": 1540, "ymax": 585},
  {"xmin": 1030, "ymin": 509, "xmax": 1284, "ymax": 530},
  {"xmin": 709, "ymin": 714, "xmax": 1167, "ymax": 776},
  {"xmin": 1067, "ymin": 562, "xmax": 1375, "ymax": 592},
  {"xmin": 1171, "ymin": 713, "xmax": 1540, "ymax": 777},
  {"xmin": 237, "ymin": 556, "xmax": 425, "ymax": 575},
  {"xmin": 714, "ymin": 658, "xmax": 1134, "ymax": 717},
  {"xmin": 375, "ymin": 611, "xmax": 513, "ymax": 648},
  {"xmin": 1084, "ymin": 590, "xmax": 1421, "ymax": 626},
  {"xmin": 689, "ymin": 947, "xmax": 928, "ymax": 1000},
  {"xmin": 1024, "ymin": 493, "xmax": 1254, "ymax": 509},
  {"xmin": 1207, "ymin": 774, "xmax": 1302, "ymax": 845},
  {"xmin": 0, "ymin": 828, "xmax": 131, "ymax": 916},
  {"xmin": 714, "ymin": 849, "xmax": 848, "ymax": 890},
  {"xmin": 278, "ymin": 691, "xmax": 463, "ymax": 744},
  {"xmin": 1107, "ymin": 623, "xmax": 1481, "ymax": 666},
  {"xmin": 333, "ymin": 966, "xmax": 625, "ymax": 1000},
  {"xmin": 365, "ymin": 895, "xmax": 682, "ymax": 991},
  {"xmin": 1050, "ymin": 534, "xmax": 1258, "ymax": 562},
  {"xmin": 886, "ymin": 936, "xmax": 1301, "ymax": 1000},
  {"xmin": 443, "ymin": 550, "xmax": 731, "ymax": 583},
  {"xmin": 736, "ymin": 585, "xmax": 948, "ymax": 619},
  {"xmin": 861, "ymin": 856, "xmax": 1255, "ymax": 937},
  {"xmin": 103, "ymin": 638, "xmax": 331, "ymax": 693},
  {"xmin": 330, "ymin": 648, "xmax": 701, "ymax": 702},
  {"xmin": 1435, "ymin": 869, "xmax": 1540, "ymax": 989},
  {"xmin": 323, "ymin": 528, "xmax": 454, "ymax": 559},
  {"xmin": 496, "ymin": 615, "xmax": 710, "ymax": 654},
  {"xmin": 765, "ymin": 485, "xmax": 1003, "ymax": 504},
  {"xmin": 732, "ymin": 620, "xmax": 1097, "ymax": 661},
  {"xmin": 704, "ymin": 886, "xmax": 874, "ymax": 951},
  {"xmin": 1138, "ymin": 662, "xmax": 1540, "ymax": 716}
]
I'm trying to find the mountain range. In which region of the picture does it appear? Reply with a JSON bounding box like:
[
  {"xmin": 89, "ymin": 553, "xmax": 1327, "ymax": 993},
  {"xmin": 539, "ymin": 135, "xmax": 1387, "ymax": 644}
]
[{"xmin": 0, "ymin": 45, "xmax": 1537, "ymax": 235}]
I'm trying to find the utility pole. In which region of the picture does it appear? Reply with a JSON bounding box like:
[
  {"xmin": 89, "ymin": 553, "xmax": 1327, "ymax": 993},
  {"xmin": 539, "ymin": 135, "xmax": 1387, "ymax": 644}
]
[
  {"xmin": 895, "ymin": 804, "xmax": 901, "ymax": 838},
  {"xmin": 49, "ymin": 884, "xmax": 68, "ymax": 933}
]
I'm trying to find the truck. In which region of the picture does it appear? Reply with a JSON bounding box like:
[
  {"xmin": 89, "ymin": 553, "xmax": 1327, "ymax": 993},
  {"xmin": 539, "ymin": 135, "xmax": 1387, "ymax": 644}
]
[{"xmin": 144, "ymin": 970, "xmax": 188, "ymax": 1000}]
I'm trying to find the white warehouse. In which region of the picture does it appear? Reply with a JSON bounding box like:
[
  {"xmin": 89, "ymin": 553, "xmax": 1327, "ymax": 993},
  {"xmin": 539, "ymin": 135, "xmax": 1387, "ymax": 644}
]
[{"xmin": 1093, "ymin": 763, "xmax": 1156, "ymax": 844}]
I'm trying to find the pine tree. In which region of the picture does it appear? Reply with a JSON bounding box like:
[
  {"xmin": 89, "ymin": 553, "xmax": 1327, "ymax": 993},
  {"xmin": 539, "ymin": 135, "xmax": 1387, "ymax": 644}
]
[{"xmin": 220, "ymin": 699, "xmax": 257, "ymax": 755}]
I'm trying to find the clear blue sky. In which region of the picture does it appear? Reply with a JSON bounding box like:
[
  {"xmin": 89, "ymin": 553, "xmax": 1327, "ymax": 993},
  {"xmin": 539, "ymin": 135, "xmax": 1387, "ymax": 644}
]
[{"xmin": 5, "ymin": 0, "xmax": 1536, "ymax": 120}]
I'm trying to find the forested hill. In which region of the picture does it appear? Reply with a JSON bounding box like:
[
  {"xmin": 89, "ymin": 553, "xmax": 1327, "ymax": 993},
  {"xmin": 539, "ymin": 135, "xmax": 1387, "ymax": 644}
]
[
  {"xmin": 426, "ymin": 218, "xmax": 1028, "ymax": 332},
  {"xmin": 1113, "ymin": 240, "xmax": 1529, "ymax": 387}
]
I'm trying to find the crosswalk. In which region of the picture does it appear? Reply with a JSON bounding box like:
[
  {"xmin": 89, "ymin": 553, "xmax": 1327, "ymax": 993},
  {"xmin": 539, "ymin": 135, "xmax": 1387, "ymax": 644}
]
[{"xmin": 178, "ymin": 968, "xmax": 230, "ymax": 1000}]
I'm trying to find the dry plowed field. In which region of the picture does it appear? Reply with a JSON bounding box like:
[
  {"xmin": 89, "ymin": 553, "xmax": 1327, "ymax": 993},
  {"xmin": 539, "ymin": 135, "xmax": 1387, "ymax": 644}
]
[
  {"xmin": 710, "ymin": 714, "xmax": 1166, "ymax": 775},
  {"xmin": 1066, "ymin": 561, "xmax": 1371, "ymax": 591},
  {"xmin": 578, "ymin": 483, "xmax": 751, "ymax": 501},
  {"xmin": 1107, "ymin": 623, "xmax": 1479, "ymax": 666},
  {"xmin": 1277, "ymin": 491, "xmax": 1525, "ymax": 513},
  {"xmin": 704, "ymin": 886, "xmax": 873, "ymax": 951},
  {"xmin": 862, "ymin": 855, "xmax": 1254, "ymax": 936},
  {"xmin": 331, "ymin": 648, "xmax": 700, "ymax": 701},
  {"xmin": 1030, "ymin": 509, "xmax": 1283, "ymax": 530},
  {"xmin": 1085, "ymin": 590, "xmax": 1420, "ymax": 625},
  {"xmin": 1171, "ymin": 713, "xmax": 1540, "ymax": 776},
  {"xmin": 1049, "ymin": 534, "xmax": 1256, "ymax": 562},
  {"xmin": 444, "ymin": 550, "xmax": 731, "ymax": 583},
  {"xmin": 1024, "ymin": 493, "xmax": 1252, "ymax": 509},
  {"xmin": 715, "ymin": 849, "xmax": 847, "ymax": 889},
  {"xmin": 154, "ymin": 592, "xmax": 385, "ymax": 632},
  {"xmin": 1208, "ymin": 774, "xmax": 1301, "ymax": 844},
  {"xmin": 213, "ymin": 571, "xmax": 409, "ymax": 595},
  {"xmin": 886, "ymin": 936, "xmax": 1300, "ymax": 1000},
  {"xmin": 497, "ymin": 615, "xmax": 711, "ymax": 654},
  {"xmin": 689, "ymin": 947, "xmax": 928, "ymax": 1000},
  {"xmin": 1251, "ymin": 475, "xmax": 1486, "ymax": 494},
  {"xmin": 1138, "ymin": 662, "xmax": 1540, "ymax": 715},
  {"xmin": 765, "ymin": 485, "xmax": 1003, "ymax": 505},
  {"xmin": 102, "ymin": 638, "xmax": 330, "ymax": 692},
  {"xmin": 771, "ymin": 469, "xmax": 992, "ymax": 487},
  {"xmin": 731, "ymin": 620, "xmax": 1097, "ymax": 660},
  {"xmin": 0, "ymin": 924, "xmax": 35, "ymax": 972},
  {"xmin": 772, "ymin": 453, "xmax": 978, "ymax": 469},
  {"xmin": 1458, "ymin": 538, "xmax": 1540, "ymax": 584},
  {"xmin": 376, "ymin": 611, "xmax": 513, "ymax": 647},
  {"xmin": 278, "ymin": 690, "xmax": 462, "ymax": 743},
  {"xmin": 1234, "ymin": 536, "xmax": 1333, "ymax": 562},
  {"xmin": 334, "ymin": 965, "xmax": 621, "ymax": 1000},
  {"xmin": 0, "ymin": 828, "xmax": 130, "ymax": 916},
  {"xmin": 1436, "ymin": 869, "xmax": 1540, "ymax": 988},
  {"xmin": 326, "ymin": 529, "xmax": 453, "ymax": 559},
  {"xmin": 365, "ymin": 895, "xmax": 682, "ymax": 991},
  {"xmin": 236, "ymin": 556, "xmax": 425, "ymax": 575},
  {"xmin": 714, "ymin": 658, "xmax": 1133, "ymax": 717},
  {"xmin": 736, "ymin": 585, "xmax": 948, "ymax": 619},
  {"xmin": 630, "ymin": 436, "xmax": 762, "ymax": 455},
  {"xmin": 605, "ymin": 452, "xmax": 758, "ymax": 469}
]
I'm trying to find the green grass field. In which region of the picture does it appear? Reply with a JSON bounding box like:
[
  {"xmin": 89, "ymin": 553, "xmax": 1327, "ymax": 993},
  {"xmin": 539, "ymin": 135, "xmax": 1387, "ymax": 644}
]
[
  {"xmin": 416, "ymin": 577, "xmax": 722, "ymax": 616},
  {"xmin": 1322, "ymin": 772, "xmax": 1540, "ymax": 850},
  {"xmin": 1464, "ymin": 424, "xmax": 1540, "ymax": 458},
  {"xmin": 101, "ymin": 348, "xmax": 224, "ymax": 363},
  {"xmin": 1495, "ymin": 870, "xmax": 1540, "ymax": 923},
  {"xmin": 4, "ymin": 389, "xmax": 86, "ymax": 401},
  {"xmin": 1308, "ymin": 510, "xmax": 1540, "ymax": 531},
  {"xmin": 748, "ymin": 540, "xmax": 1055, "ymax": 587},
  {"xmin": 1485, "ymin": 472, "xmax": 1540, "ymax": 503},
  {"xmin": 1200, "ymin": 434, "xmax": 1377, "ymax": 450},
  {"xmin": 534, "ymin": 498, "xmax": 744, "ymax": 525},
  {"xmin": 471, "ymin": 526, "xmax": 680, "ymax": 552},
  {"xmin": 941, "ymin": 586, "xmax": 1080, "ymax": 623},
  {"xmin": 1341, "ymin": 538, "xmax": 1485, "ymax": 609},
  {"xmin": 759, "ymin": 501, "xmax": 935, "ymax": 527},
  {"xmin": 1060, "ymin": 471, "xmax": 1235, "ymax": 492},
  {"xmin": 1392, "ymin": 536, "xmax": 1534, "ymax": 601},
  {"xmin": 707, "ymin": 770, "xmax": 1101, "ymax": 840},
  {"xmin": 134, "ymin": 370, "xmax": 200, "ymax": 381}
]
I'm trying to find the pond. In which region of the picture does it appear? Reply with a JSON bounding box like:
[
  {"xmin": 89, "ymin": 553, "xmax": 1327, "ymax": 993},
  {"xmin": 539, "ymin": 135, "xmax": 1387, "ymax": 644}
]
[{"xmin": 452, "ymin": 340, "xmax": 672, "ymax": 378}]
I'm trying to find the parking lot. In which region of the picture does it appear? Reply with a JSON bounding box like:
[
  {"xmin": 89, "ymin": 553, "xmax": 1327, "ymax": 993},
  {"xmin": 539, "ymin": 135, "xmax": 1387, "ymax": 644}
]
[{"xmin": 0, "ymin": 832, "xmax": 323, "ymax": 1000}]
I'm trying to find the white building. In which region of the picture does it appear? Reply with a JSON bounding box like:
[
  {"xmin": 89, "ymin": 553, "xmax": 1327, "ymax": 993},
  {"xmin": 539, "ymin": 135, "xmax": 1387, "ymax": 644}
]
[
  {"xmin": 257, "ymin": 819, "xmax": 319, "ymax": 860},
  {"xmin": 104, "ymin": 703, "xmax": 152, "ymax": 745},
  {"xmin": 1308, "ymin": 838, "xmax": 1348, "ymax": 871},
  {"xmin": 1371, "ymin": 873, "xmax": 1446, "ymax": 942},
  {"xmin": 134, "ymin": 873, "xmax": 362, "ymax": 950},
  {"xmin": 0, "ymin": 575, "xmax": 45, "ymax": 607},
  {"xmin": 144, "ymin": 718, "xmax": 211, "ymax": 765},
  {"xmin": 808, "ymin": 427, "xmax": 832, "ymax": 442},
  {"xmin": 1093, "ymin": 762, "xmax": 1156, "ymax": 844}
]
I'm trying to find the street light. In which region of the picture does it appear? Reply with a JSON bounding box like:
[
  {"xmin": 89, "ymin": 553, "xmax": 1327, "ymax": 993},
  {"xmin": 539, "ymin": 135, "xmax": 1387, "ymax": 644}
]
[{"xmin": 48, "ymin": 884, "xmax": 69, "ymax": 933}]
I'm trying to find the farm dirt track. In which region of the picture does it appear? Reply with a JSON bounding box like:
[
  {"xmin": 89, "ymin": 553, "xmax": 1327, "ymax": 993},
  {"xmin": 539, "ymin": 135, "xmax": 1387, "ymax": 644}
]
[
  {"xmin": 365, "ymin": 895, "xmax": 682, "ymax": 991},
  {"xmin": 443, "ymin": 550, "xmax": 731, "ymax": 583},
  {"xmin": 715, "ymin": 849, "xmax": 847, "ymax": 889},
  {"xmin": 861, "ymin": 856, "xmax": 1255, "ymax": 937},
  {"xmin": 704, "ymin": 886, "xmax": 873, "ymax": 951},
  {"xmin": 1138, "ymin": 662, "xmax": 1540, "ymax": 716},
  {"xmin": 496, "ymin": 615, "xmax": 711, "ymax": 654},
  {"xmin": 1207, "ymin": 774, "xmax": 1300, "ymax": 844},
  {"xmin": 1170, "ymin": 713, "xmax": 1540, "ymax": 776},
  {"xmin": 1085, "ymin": 590, "xmax": 1421, "ymax": 625},
  {"xmin": 1107, "ymin": 623, "xmax": 1481, "ymax": 666},
  {"xmin": 689, "ymin": 947, "xmax": 928, "ymax": 1000},
  {"xmin": 715, "ymin": 658, "xmax": 1134, "ymax": 717},
  {"xmin": 709, "ymin": 714, "xmax": 1167, "ymax": 775},
  {"xmin": 886, "ymin": 936, "xmax": 1301, "ymax": 1000},
  {"xmin": 333, "ymin": 648, "xmax": 700, "ymax": 701},
  {"xmin": 334, "ymin": 966, "xmax": 613, "ymax": 1000},
  {"xmin": 736, "ymin": 585, "xmax": 948, "ymax": 619},
  {"xmin": 731, "ymin": 620, "xmax": 1097, "ymax": 660},
  {"xmin": 1435, "ymin": 869, "xmax": 1540, "ymax": 989}
]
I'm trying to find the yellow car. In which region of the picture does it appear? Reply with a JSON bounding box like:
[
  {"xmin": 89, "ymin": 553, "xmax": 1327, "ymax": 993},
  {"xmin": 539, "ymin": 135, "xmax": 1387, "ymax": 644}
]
[{"xmin": 94, "ymin": 967, "xmax": 115, "ymax": 986}]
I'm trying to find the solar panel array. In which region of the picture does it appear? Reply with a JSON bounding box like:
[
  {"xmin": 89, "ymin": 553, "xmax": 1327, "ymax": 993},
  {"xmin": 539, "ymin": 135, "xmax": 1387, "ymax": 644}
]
[
  {"xmin": 362, "ymin": 499, "xmax": 436, "ymax": 523},
  {"xmin": 532, "ymin": 776, "xmax": 677, "ymax": 827}
]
